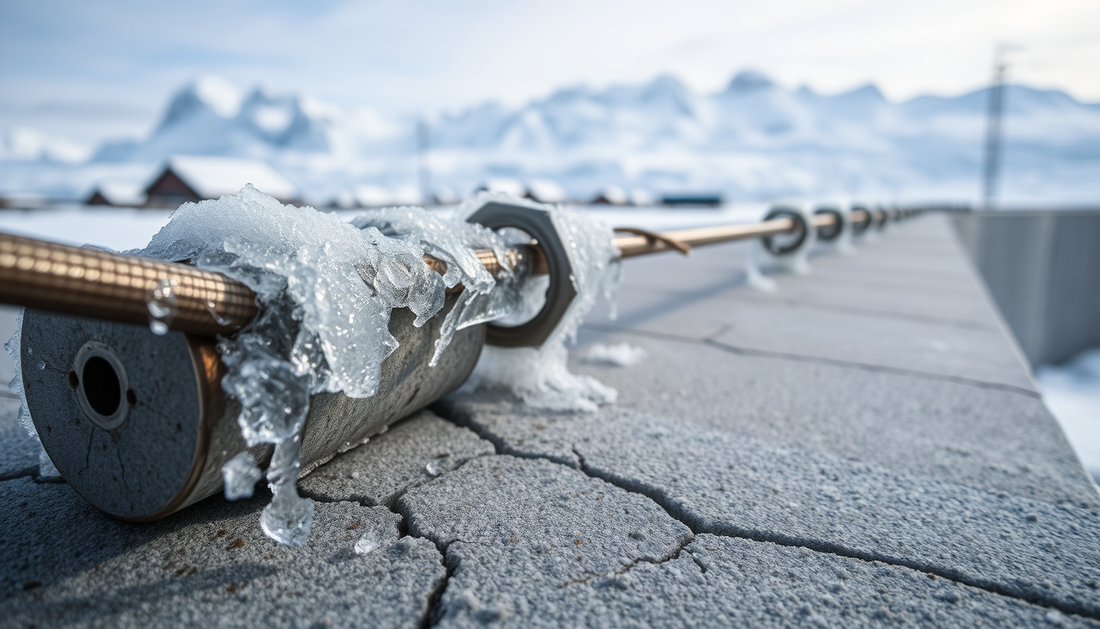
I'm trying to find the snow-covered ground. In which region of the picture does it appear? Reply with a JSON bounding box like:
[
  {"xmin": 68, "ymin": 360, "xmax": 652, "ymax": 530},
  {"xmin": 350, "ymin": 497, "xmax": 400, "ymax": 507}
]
[
  {"xmin": 1036, "ymin": 349, "xmax": 1100, "ymax": 485},
  {"xmin": 3, "ymin": 72, "xmax": 1098, "ymax": 206}
]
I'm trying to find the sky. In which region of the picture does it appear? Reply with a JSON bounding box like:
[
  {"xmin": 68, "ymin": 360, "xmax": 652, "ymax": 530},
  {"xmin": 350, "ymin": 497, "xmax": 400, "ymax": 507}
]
[{"xmin": 1, "ymin": 0, "xmax": 1098, "ymax": 144}]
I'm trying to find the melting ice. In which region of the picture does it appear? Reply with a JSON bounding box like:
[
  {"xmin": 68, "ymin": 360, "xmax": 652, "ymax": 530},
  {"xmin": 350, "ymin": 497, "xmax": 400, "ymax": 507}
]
[
  {"xmin": 4, "ymin": 309, "xmax": 62, "ymax": 480},
  {"xmin": 459, "ymin": 194, "xmax": 623, "ymax": 412},
  {"xmin": 9, "ymin": 186, "xmax": 622, "ymax": 547},
  {"xmin": 133, "ymin": 186, "xmax": 527, "ymax": 546}
]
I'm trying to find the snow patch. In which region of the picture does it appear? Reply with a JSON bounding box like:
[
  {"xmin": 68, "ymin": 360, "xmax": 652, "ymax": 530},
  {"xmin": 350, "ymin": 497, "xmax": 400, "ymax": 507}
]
[
  {"xmin": 582, "ymin": 343, "xmax": 647, "ymax": 367},
  {"xmin": 1036, "ymin": 348, "xmax": 1100, "ymax": 485},
  {"xmin": 461, "ymin": 194, "xmax": 622, "ymax": 412}
]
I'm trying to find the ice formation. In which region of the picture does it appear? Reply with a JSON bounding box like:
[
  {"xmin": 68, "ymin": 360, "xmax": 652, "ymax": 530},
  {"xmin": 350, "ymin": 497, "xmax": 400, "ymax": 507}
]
[
  {"xmin": 135, "ymin": 185, "xmax": 517, "ymax": 546},
  {"xmin": 354, "ymin": 529, "xmax": 382, "ymax": 555},
  {"xmin": 4, "ymin": 309, "xmax": 62, "ymax": 480},
  {"xmin": 350, "ymin": 207, "xmax": 514, "ymax": 366},
  {"xmin": 222, "ymin": 451, "xmax": 263, "ymax": 500},
  {"xmin": 425, "ymin": 456, "xmax": 448, "ymax": 477},
  {"xmin": 745, "ymin": 203, "xmax": 815, "ymax": 291},
  {"xmin": 582, "ymin": 342, "xmax": 647, "ymax": 367},
  {"xmin": 459, "ymin": 194, "xmax": 622, "ymax": 412},
  {"xmin": 146, "ymin": 279, "xmax": 178, "ymax": 335},
  {"xmin": 7, "ymin": 186, "xmax": 621, "ymax": 546}
]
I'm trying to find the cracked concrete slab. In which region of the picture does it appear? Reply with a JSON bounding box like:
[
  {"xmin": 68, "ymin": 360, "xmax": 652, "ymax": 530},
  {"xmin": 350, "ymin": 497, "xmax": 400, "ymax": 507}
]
[
  {"xmin": 589, "ymin": 285, "xmax": 1034, "ymax": 390},
  {"xmin": 396, "ymin": 454, "xmax": 694, "ymax": 623},
  {"xmin": 2, "ymin": 212, "xmax": 1096, "ymax": 628},
  {"xmin": 570, "ymin": 330, "xmax": 1093, "ymax": 507},
  {"xmin": 0, "ymin": 476, "xmax": 444, "ymax": 628},
  {"xmin": 432, "ymin": 532, "xmax": 1100, "ymax": 628},
  {"xmin": 300, "ymin": 410, "xmax": 494, "ymax": 506},
  {"xmin": 436, "ymin": 401, "xmax": 1100, "ymax": 618},
  {"xmin": 398, "ymin": 455, "xmax": 693, "ymax": 579}
]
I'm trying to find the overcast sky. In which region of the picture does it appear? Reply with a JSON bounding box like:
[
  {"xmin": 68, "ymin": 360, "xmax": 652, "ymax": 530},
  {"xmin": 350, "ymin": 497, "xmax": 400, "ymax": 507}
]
[{"xmin": 2, "ymin": 0, "xmax": 1097, "ymax": 143}]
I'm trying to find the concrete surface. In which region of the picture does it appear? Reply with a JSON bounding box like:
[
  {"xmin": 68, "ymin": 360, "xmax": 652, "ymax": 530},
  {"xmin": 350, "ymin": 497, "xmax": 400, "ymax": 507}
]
[
  {"xmin": 2, "ymin": 214, "xmax": 1099, "ymax": 628},
  {"xmin": 953, "ymin": 209, "xmax": 1100, "ymax": 366}
]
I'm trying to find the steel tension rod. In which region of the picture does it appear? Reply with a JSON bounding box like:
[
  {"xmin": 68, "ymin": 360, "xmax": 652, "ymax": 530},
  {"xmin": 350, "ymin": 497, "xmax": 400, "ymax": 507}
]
[{"xmin": 0, "ymin": 207, "xmax": 898, "ymax": 336}]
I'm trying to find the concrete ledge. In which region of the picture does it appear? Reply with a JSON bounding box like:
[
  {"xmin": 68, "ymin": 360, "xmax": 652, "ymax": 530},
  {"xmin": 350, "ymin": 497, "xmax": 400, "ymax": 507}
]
[{"xmin": 2, "ymin": 214, "xmax": 1098, "ymax": 627}]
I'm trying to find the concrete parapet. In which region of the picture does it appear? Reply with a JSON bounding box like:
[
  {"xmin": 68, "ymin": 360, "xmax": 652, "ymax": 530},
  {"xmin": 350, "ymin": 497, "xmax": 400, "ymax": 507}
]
[{"xmin": 953, "ymin": 209, "xmax": 1100, "ymax": 366}]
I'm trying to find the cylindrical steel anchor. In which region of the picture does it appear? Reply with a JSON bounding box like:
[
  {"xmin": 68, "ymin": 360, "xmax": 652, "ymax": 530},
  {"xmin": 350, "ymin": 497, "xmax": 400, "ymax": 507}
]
[{"xmin": 19, "ymin": 295, "xmax": 484, "ymax": 521}]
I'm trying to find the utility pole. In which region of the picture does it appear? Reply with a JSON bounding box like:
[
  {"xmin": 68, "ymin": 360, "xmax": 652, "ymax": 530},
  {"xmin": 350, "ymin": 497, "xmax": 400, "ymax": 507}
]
[
  {"xmin": 981, "ymin": 45, "xmax": 1016, "ymax": 209},
  {"xmin": 417, "ymin": 118, "xmax": 431, "ymax": 205}
]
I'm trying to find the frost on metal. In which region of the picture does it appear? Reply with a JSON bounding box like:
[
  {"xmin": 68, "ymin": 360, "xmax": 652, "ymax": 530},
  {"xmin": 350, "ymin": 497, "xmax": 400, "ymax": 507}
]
[
  {"xmin": 5, "ymin": 308, "xmax": 63, "ymax": 480},
  {"xmin": 135, "ymin": 185, "xmax": 517, "ymax": 546},
  {"xmin": 460, "ymin": 194, "xmax": 623, "ymax": 412},
  {"xmin": 146, "ymin": 279, "xmax": 178, "ymax": 336},
  {"xmin": 746, "ymin": 203, "xmax": 816, "ymax": 292},
  {"xmin": 350, "ymin": 206, "xmax": 515, "ymax": 366}
]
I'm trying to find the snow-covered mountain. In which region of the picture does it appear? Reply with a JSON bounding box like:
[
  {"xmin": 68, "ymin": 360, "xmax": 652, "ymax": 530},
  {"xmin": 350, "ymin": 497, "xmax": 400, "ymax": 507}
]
[{"xmin": 3, "ymin": 72, "xmax": 1099, "ymax": 204}]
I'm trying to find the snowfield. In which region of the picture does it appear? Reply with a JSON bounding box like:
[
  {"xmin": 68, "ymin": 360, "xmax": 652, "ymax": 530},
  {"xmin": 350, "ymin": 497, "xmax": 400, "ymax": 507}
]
[
  {"xmin": 1037, "ymin": 349, "xmax": 1100, "ymax": 485},
  {"xmin": 2, "ymin": 72, "xmax": 1098, "ymax": 205}
]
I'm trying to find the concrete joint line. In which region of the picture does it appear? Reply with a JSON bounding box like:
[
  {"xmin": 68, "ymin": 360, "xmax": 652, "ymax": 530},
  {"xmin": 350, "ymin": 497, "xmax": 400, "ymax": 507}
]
[
  {"xmin": 579, "ymin": 323, "xmax": 1039, "ymax": 398},
  {"xmin": 701, "ymin": 337, "xmax": 1042, "ymax": 398}
]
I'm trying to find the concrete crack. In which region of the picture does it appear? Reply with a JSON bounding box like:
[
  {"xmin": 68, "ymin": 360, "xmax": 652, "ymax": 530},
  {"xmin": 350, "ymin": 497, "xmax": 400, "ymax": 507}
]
[
  {"xmin": 433, "ymin": 401, "xmax": 1098, "ymax": 622},
  {"xmin": 580, "ymin": 323, "xmax": 1039, "ymax": 399},
  {"xmin": 297, "ymin": 452, "xmax": 484, "ymax": 629},
  {"xmin": 0, "ymin": 466, "xmax": 37, "ymax": 482},
  {"xmin": 702, "ymin": 338, "xmax": 1040, "ymax": 398},
  {"xmin": 555, "ymin": 533, "xmax": 696, "ymax": 589}
]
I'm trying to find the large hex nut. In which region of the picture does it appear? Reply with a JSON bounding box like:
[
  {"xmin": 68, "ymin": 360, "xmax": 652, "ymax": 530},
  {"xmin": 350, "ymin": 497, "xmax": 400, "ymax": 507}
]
[
  {"xmin": 762, "ymin": 206, "xmax": 810, "ymax": 256},
  {"xmin": 466, "ymin": 201, "xmax": 577, "ymax": 348}
]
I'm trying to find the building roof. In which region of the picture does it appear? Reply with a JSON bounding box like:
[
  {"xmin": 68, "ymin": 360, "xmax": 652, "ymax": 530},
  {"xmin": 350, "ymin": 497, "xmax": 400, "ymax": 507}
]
[
  {"xmin": 591, "ymin": 185, "xmax": 628, "ymax": 205},
  {"xmin": 476, "ymin": 178, "xmax": 526, "ymax": 198},
  {"xmin": 153, "ymin": 156, "xmax": 296, "ymax": 201},
  {"xmin": 525, "ymin": 179, "xmax": 567, "ymax": 204},
  {"xmin": 87, "ymin": 182, "xmax": 146, "ymax": 207}
]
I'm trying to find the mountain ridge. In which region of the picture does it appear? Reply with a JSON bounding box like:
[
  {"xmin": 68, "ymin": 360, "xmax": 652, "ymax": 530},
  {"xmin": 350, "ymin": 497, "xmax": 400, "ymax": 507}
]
[{"xmin": 2, "ymin": 71, "xmax": 1098, "ymax": 204}]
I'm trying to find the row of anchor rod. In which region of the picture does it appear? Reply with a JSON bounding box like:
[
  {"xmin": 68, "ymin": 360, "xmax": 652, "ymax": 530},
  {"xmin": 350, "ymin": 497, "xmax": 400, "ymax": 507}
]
[{"xmin": 0, "ymin": 206, "xmax": 903, "ymax": 337}]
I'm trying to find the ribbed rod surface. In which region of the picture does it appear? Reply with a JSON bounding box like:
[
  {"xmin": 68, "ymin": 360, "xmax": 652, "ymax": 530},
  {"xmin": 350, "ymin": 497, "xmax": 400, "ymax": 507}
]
[
  {"xmin": 0, "ymin": 232, "xmax": 258, "ymax": 336},
  {"xmin": 0, "ymin": 209, "xmax": 834, "ymax": 336}
]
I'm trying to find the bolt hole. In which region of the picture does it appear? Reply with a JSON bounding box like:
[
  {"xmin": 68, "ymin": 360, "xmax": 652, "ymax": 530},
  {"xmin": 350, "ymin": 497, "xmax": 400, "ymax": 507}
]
[
  {"xmin": 126, "ymin": 389, "xmax": 137, "ymax": 406},
  {"xmin": 81, "ymin": 356, "xmax": 122, "ymax": 418},
  {"xmin": 68, "ymin": 370, "xmax": 79, "ymax": 388}
]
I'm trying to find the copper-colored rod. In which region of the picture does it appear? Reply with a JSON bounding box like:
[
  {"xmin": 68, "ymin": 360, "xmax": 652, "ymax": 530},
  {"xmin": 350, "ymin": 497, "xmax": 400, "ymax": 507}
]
[
  {"xmin": 614, "ymin": 217, "xmax": 796, "ymax": 258},
  {"xmin": 0, "ymin": 231, "xmax": 548, "ymax": 335},
  {"xmin": 0, "ymin": 232, "xmax": 258, "ymax": 336},
  {"xmin": 0, "ymin": 206, "xmax": 903, "ymax": 337}
]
